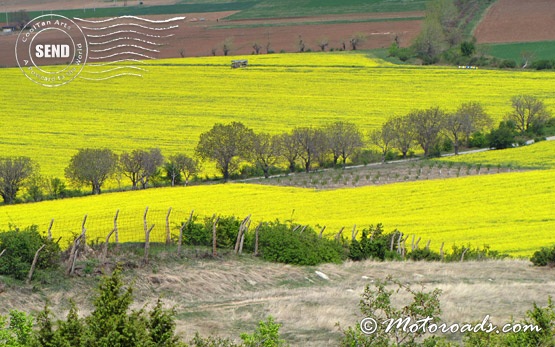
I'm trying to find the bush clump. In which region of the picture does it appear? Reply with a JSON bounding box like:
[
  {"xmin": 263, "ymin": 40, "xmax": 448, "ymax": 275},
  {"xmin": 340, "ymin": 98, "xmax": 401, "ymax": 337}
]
[
  {"xmin": 0, "ymin": 225, "xmax": 61, "ymax": 280},
  {"xmin": 258, "ymin": 221, "xmax": 345, "ymax": 265}
]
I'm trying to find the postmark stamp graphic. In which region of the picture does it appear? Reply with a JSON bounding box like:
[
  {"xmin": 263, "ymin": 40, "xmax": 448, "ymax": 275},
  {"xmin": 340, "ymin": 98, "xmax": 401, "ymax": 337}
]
[{"xmin": 15, "ymin": 14, "xmax": 88, "ymax": 87}]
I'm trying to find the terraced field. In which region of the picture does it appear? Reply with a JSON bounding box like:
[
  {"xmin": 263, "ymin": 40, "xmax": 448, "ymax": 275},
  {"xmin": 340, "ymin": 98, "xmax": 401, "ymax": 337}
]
[{"xmin": 2, "ymin": 52, "xmax": 555, "ymax": 179}]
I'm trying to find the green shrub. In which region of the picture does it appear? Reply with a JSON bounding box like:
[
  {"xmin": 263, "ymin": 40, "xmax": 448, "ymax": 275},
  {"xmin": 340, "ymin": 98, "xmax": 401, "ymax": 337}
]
[
  {"xmin": 530, "ymin": 245, "xmax": 555, "ymax": 266},
  {"xmin": 408, "ymin": 247, "xmax": 441, "ymax": 261},
  {"xmin": 348, "ymin": 224, "xmax": 399, "ymax": 261},
  {"xmin": 258, "ymin": 221, "xmax": 344, "ymax": 266},
  {"xmin": 0, "ymin": 225, "xmax": 61, "ymax": 280}
]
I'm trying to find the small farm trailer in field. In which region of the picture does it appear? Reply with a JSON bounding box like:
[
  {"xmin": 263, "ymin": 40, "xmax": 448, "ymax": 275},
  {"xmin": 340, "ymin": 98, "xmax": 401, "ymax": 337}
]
[{"xmin": 231, "ymin": 60, "xmax": 248, "ymax": 68}]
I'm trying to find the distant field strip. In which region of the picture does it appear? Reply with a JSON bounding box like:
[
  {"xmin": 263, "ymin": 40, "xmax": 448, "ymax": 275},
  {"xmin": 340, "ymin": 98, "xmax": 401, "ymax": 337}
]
[
  {"xmin": 227, "ymin": 0, "xmax": 428, "ymax": 19},
  {"xmin": 2, "ymin": 52, "xmax": 555, "ymax": 179},
  {"xmin": 1, "ymin": 170, "xmax": 554, "ymax": 256},
  {"xmin": 211, "ymin": 15, "xmax": 424, "ymax": 29},
  {"xmin": 27, "ymin": 2, "xmax": 258, "ymax": 20}
]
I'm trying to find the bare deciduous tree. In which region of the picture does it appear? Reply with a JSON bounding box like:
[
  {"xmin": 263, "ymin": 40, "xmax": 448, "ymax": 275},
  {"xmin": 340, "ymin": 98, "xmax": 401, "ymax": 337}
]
[
  {"xmin": 507, "ymin": 95, "xmax": 551, "ymax": 134},
  {"xmin": 385, "ymin": 115, "xmax": 414, "ymax": 159},
  {"xmin": 325, "ymin": 121, "xmax": 364, "ymax": 167},
  {"xmin": 222, "ymin": 37, "xmax": 233, "ymax": 56},
  {"xmin": 317, "ymin": 37, "xmax": 329, "ymax": 52},
  {"xmin": 350, "ymin": 32, "xmax": 366, "ymax": 50},
  {"xmin": 369, "ymin": 125, "xmax": 395, "ymax": 163},
  {"xmin": 0, "ymin": 156, "xmax": 36, "ymax": 204},
  {"xmin": 409, "ymin": 107, "xmax": 445, "ymax": 157},
  {"xmin": 444, "ymin": 102, "xmax": 492, "ymax": 154},
  {"xmin": 165, "ymin": 154, "xmax": 198, "ymax": 186},
  {"xmin": 250, "ymin": 132, "xmax": 280, "ymax": 178},
  {"xmin": 252, "ymin": 42, "xmax": 262, "ymax": 54},
  {"xmin": 277, "ymin": 132, "xmax": 300, "ymax": 173},
  {"xmin": 292, "ymin": 127, "xmax": 325, "ymax": 172}
]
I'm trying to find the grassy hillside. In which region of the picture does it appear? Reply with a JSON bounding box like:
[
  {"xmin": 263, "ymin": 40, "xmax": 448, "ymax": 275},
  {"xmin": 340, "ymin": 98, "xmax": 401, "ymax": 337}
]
[
  {"xmin": 1, "ymin": 169, "xmax": 554, "ymax": 256},
  {"xmin": 2, "ymin": 52, "xmax": 554, "ymax": 179}
]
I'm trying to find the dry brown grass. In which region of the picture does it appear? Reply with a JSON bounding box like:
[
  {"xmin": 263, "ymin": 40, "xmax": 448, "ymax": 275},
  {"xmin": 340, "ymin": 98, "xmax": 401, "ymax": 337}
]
[{"xmin": 1, "ymin": 256, "xmax": 554, "ymax": 346}]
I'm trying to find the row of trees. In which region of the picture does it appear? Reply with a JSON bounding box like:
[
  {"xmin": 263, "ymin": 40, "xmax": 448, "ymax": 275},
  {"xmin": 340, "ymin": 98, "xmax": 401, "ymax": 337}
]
[{"xmin": 0, "ymin": 96, "xmax": 551, "ymax": 203}]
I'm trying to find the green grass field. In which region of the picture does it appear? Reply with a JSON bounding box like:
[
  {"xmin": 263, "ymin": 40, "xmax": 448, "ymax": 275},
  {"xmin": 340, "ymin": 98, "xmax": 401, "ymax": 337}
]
[
  {"xmin": 227, "ymin": 0, "xmax": 427, "ymax": 19},
  {"xmin": 23, "ymin": 0, "xmax": 427, "ymax": 21},
  {"xmin": 27, "ymin": 2, "xmax": 258, "ymax": 20},
  {"xmin": 482, "ymin": 41, "xmax": 555, "ymax": 62},
  {"xmin": 2, "ymin": 52, "xmax": 555, "ymax": 180}
]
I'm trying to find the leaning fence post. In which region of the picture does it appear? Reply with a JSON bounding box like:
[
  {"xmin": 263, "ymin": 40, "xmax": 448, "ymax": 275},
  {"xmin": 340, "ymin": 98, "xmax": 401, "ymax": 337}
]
[
  {"xmin": 27, "ymin": 244, "xmax": 46, "ymax": 284},
  {"xmin": 102, "ymin": 211, "xmax": 119, "ymax": 262},
  {"xmin": 81, "ymin": 214, "xmax": 87, "ymax": 249},
  {"xmin": 165, "ymin": 207, "xmax": 172, "ymax": 246},
  {"xmin": 319, "ymin": 226, "xmax": 326, "ymax": 238},
  {"xmin": 47, "ymin": 219, "xmax": 54, "ymax": 240}
]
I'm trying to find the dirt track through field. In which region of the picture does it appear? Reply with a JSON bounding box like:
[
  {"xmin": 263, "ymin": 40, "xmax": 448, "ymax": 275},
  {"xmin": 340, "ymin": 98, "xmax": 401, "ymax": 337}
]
[{"xmin": 474, "ymin": 0, "xmax": 555, "ymax": 43}]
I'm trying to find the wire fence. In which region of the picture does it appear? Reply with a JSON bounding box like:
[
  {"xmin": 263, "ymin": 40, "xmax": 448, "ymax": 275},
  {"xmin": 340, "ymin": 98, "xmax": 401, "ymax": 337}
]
[{"xmin": 14, "ymin": 207, "xmax": 197, "ymax": 249}]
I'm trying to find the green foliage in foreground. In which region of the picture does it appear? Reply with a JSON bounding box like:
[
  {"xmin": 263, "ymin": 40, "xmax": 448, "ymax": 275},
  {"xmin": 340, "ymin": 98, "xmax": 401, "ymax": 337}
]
[
  {"xmin": 339, "ymin": 276, "xmax": 555, "ymax": 347},
  {"xmin": 0, "ymin": 226, "xmax": 61, "ymax": 280},
  {"xmin": 0, "ymin": 267, "xmax": 288, "ymax": 347}
]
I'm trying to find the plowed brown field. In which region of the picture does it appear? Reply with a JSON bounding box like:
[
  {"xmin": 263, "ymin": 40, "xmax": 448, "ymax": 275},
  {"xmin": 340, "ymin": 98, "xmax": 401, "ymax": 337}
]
[{"xmin": 474, "ymin": 0, "xmax": 555, "ymax": 43}]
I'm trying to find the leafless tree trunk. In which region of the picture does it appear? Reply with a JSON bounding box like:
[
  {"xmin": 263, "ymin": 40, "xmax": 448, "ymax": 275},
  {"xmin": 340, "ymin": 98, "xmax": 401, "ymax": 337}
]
[
  {"xmin": 165, "ymin": 207, "xmax": 172, "ymax": 246},
  {"xmin": 27, "ymin": 244, "xmax": 46, "ymax": 284}
]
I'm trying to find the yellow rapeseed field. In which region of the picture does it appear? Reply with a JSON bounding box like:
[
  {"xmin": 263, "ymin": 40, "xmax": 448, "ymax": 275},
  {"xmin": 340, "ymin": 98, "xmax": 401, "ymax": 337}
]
[
  {"xmin": 1, "ymin": 52, "xmax": 554, "ymax": 179},
  {"xmin": 439, "ymin": 141, "xmax": 555, "ymax": 169},
  {"xmin": 1, "ymin": 169, "xmax": 554, "ymax": 256}
]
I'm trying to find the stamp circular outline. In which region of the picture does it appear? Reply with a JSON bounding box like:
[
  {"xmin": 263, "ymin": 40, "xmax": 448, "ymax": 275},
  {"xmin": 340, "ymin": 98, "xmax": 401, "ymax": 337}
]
[{"xmin": 15, "ymin": 14, "xmax": 88, "ymax": 87}]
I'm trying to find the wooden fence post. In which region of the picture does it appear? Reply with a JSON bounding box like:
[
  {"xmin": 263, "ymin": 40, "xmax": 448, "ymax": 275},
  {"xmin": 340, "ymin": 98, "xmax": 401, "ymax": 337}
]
[
  {"xmin": 102, "ymin": 210, "xmax": 119, "ymax": 262},
  {"xmin": 178, "ymin": 210, "xmax": 194, "ymax": 256},
  {"xmin": 165, "ymin": 207, "xmax": 172, "ymax": 246},
  {"xmin": 460, "ymin": 247, "xmax": 469, "ymax": 262},
  {"xmin": 318, "ymin": 226, "xmax": 326, "ymax": 238},
  {"xmin": 81, "ymin": 214, "xmax": 87, "ymax": 250},
  {"xmin": 47, "ymin": 219, "xmax": 54, "ymax": 240},
  {"xmin": 440, "ymin": 242, "xmax": 445, "ymax": 261},
  {"xmin": 212, "ymin": 216, "xmax": 220, "ymax": 257},
  {"xmin": 144, "ymin": 224, "xmax": 155, "ymax": 264},
  {"xmin": 351, "ymin": 225, "xmax": 357, "ymax": 241},
  {"xmin": 27, "ymin": 244, "xmax": 46, "ymax": 284},
  {"xmin": 114, "ymin": 209, "xmax": 120, "ymax": 250},
  {"xmin": 235, "ymin": 215, "xmax": 250, "ymax": 254},
  {"xmin": 67, "ymin": 234, "xmax": 83, "ymax": 276},
  {"xmin": 335, "ymin": 227, "xmax": 345, "ymax": 242},
  {"xmin": 254, "ymin": 222, "xmax": 261, "ymax": 256}
]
